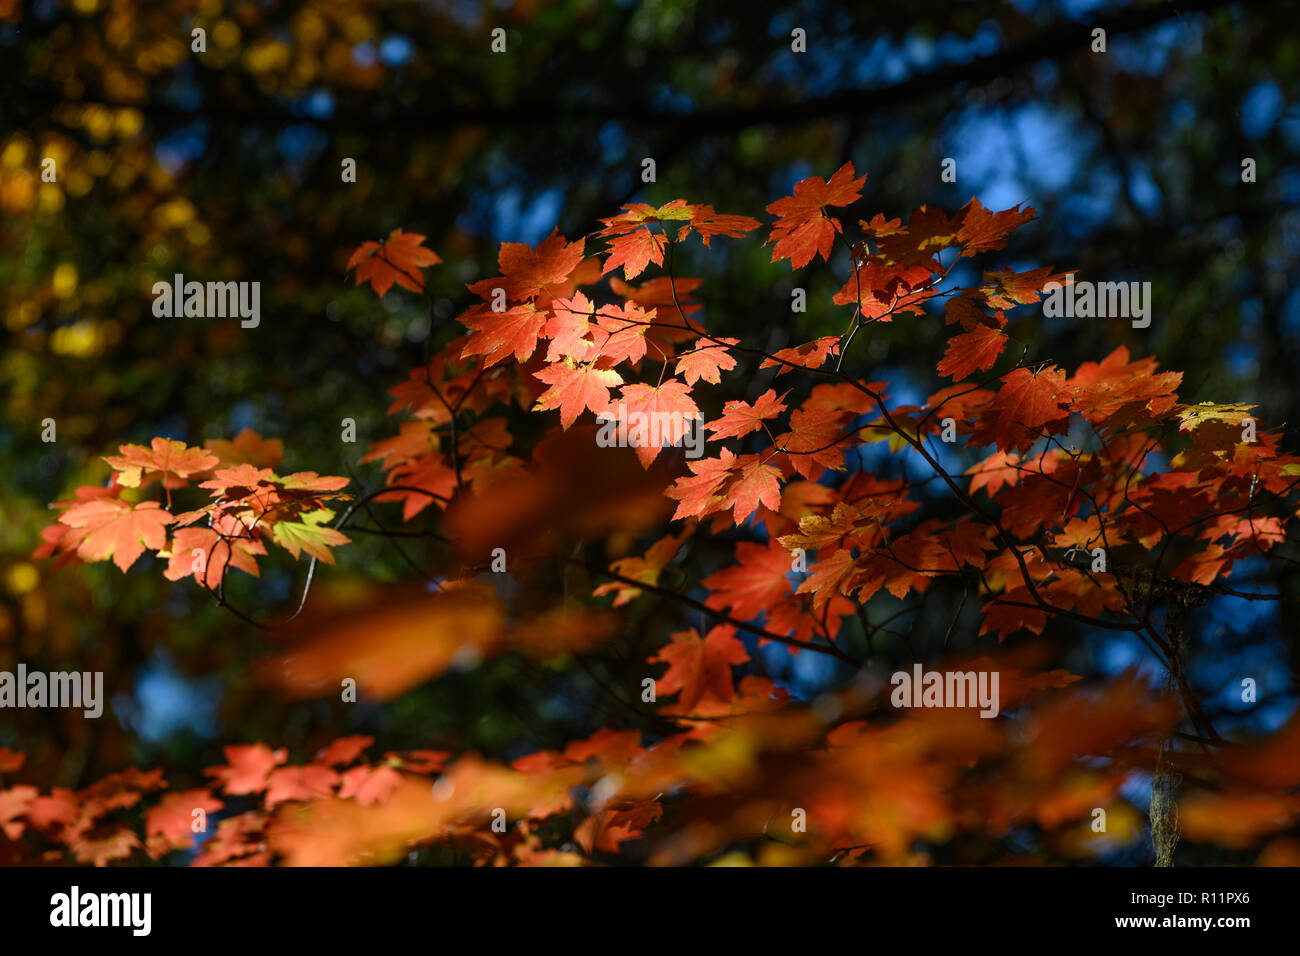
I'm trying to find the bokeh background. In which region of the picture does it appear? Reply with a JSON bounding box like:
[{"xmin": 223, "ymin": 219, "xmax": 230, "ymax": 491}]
[{"xmin": 2, "ymin": 0, "xmax": 1298, "ymax": 864}]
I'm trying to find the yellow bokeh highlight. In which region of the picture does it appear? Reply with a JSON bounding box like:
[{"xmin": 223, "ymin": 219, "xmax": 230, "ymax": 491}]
[
  {"xmin": 52, "ymin": 264, "xmax": 78, "ymax": 298},
  {"xmin": 115, "ymin": 107, "xmax": 143, "ymax": 138},
  {"xmin": 81, "ymin": 104, "xmax": 114, "ymax": 141},
  {"xmin": 246, "ymin": 40, "xmax": 291, "ymax": 74},
  {"xmin": 6, "ymin": 563, "xmax": 40, "ymax": 596},
  {"xmin": 50, "ymin": 320, "xmax": 107, "ymax": 358},
  {"xmin": 213, "ymin": 19, "xmax": 241, "ymax": 48},
  {"xmin": 39, "ymin": 182, "xmax": 66, "ymax": 211},
  {"xmin": 2, "ymin": 138, "xmax": 30, "ymax": 167},
  {"xmin": 153, "ymin": 197, "xmax": 196, "ymax": 228}
]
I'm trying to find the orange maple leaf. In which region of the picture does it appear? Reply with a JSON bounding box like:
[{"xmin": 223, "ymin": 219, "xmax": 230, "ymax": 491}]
[
  {"xmin": 57, "ymin": 498, "xmax": 173, "ymax": 572},
  {"xmin": 347, "ymin": 228, "xmax": 441, "ymax": 297}
]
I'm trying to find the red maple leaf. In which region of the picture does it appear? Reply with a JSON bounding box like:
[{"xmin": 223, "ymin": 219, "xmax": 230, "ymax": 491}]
[
  {"xmin": 981, "ymin": 366, "xmax": 1073, "ymax": 451},
  {"xmin": 675, "ymin": 337, "xmax": 738, "ymax": 385},
  {"xmin": 205, "ymin": 744, "xmax": 288, "ymax": 795},
  {"xmin": 347, "ymin": 228, "xmax": 441, "ymax": 297},
  {"xmin": 766, "ymin": 162, "xmax": 867, "ymax": 268},
  {"xmin": 103, "ymin": 438, "xmax": 218, "ymax": 490},
  {"xmin": 703, "ymin": 540, "xmax": 794, "ymax": 620},
  {"xmin": 459, "ymin": 303, "xmax": 546, "ymax": 366},
  {"xmin": 648, "ymin": 625, "xmax": 749, "ymax": 711},
  {"xmin": 708, "ymin": 389, "xmax": 789, "ymax": 442},
  {"xmin": 467, "ymin": 230, "xmax": 585, "ymax": 302},
  {"xmin": 57, "ymin": 499, "xmax": 173, "ymax": 572},
  {"xmin": 938, "ymin": 324, "xmax": 1009, "ymax": 380},
  {"xmin": 533, "ymin": 362, "xmax": 622, "ymax": 428},
  {"xmin": 615, "ymin": 380, "xmax": 701, "ymax": 467}
]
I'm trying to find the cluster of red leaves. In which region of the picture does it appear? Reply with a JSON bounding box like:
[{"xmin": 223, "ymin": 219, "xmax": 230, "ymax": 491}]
[
  {"xmin": 6, "ymin": 681, "xmax": 1300, "ymax": 866},
  {"xmin": 19, "ymin": 165, "xmax": 1300, "ymax": 866},
  {"xmin": 34, "ymin": 430, "xmax": 351, "ymax": 588}
]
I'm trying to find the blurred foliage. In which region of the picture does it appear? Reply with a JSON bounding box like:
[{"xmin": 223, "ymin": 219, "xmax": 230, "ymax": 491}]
[{"xmin": 1, "ymin": 0, "xmax": 1298, "ymax": 865}]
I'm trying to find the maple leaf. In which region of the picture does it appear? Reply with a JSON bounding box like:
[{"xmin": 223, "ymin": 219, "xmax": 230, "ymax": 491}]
[
  {"xmin": 347, "ymin": 228, "xmax": 441, "ymax": 297},
  {"xmin": 600, "ymin": 227, "xmax": 667, "ymax": 281},
  {"xmin": 952, "ymin": 198, "xmax": 1037, "ymax": 257},
  {"xmin": 316, "ymin": 735, "xmax": 375, "ymax": 767},
  {"xmin": 163, "ymin": 523, "xmax": 265, "ymax": 588},
  {"xmin": 206, "ymin": 744, "xmax": 288, "ymax": 795},
  {"xmin": 779, "ymin": 406, "xmax": 851, "ymax": 479},
  {"xmin": 543, "ymin": 292, "xmax": 598, "ymax": 362},
  {"xmin": 766, "ymin": 162, "xmax": 867, "ymax": 268},
  {"xmin": 278, "ymin": 472, "xmax": 351, "ymax": 493},
  {"xmin": 648, "ymin": 625, "xmax": 749, "ymax": 711},
  {"xmin": 146, "ymin": 790, "xmax": 224, "ymax": 853},
  {"xmin": 944, "ymin": 295, "xmax": 1001, "ymax": 332},
  {"xmin": 1173, "ymin": 543, "xmax": 1234, "ymax": 585},
  {"xmin": 599, "ymin": 201, "xmax": 758, "ymax": 280},
  {"xmin": 675, "ymin": 337, "xmax": 739, "ymax": 385},
  {"xmin": 708, "ymin": 389, "xmax": 789, "ymax": 441},
  {"xmin": 57, "ymin": 499, "xmax": 173, "ymax": 572},
  {"xmin": 269, "ymin": 509, "xmax": 351, "ymax": 563},
  {"xmin": 204, "ymin": 429, "xmax": 284, "ymax": 469},
  {"xmin": 938, "ymin": 324, "xmax": 1008, "ymax": 380},
  {"xmin": 614, "ymin": 380, "xmax": 702, "ymax": 467},
  {"xmin": 967, "ymin": 450, "xmax": 1023, "ymax": 497},
  {"xmin": 103, "ymin": 437, "xmax": 218, "ymax": 490},
  {"xmin": 360, "ymin": 420, "xmax": 438, "ymax": 468},
  {"xmin": 264, "ymin": 765, "xmax": 342, "ymax": 809},
  {"xmin": 676, "ymin": 204, "xmax": 761, "ymax": 245},
  {"xmin": 466, "ymin": 229, "xmax": 585, "ymax": 302},
  {"xmin": 979, "ymin": 266, "xmax": 1074, "ymax": 310},
  {"xmin": 794, "ymin": 548, "xmax": 859, "ymax": 612},
  {"xmin": 380, "ymin": 453, "xmax": 457, "ymax": 521},
  {"xmin": 338, "ymin": 765, "xmax": 405, "ymax": 805},
  {"xmin": 587, "ymin": 301, "xmax": 652, "ymax": 365},
  {"xmin": 611, "ymin": 275, "xmax": 703, "ymax": 320},
  {"xmin": 724, "ymin": 455, "xmax": 783, "ymax": 523},
  {"xmin": 459, "ymin": 303, "xmax": 546, "ymax": 366},
  {"xmin": 1177, "ymin": 401, "xmax": 1257, "ymax": 435},
  {"xmin": 593, "ymin": 528, "xmax": 689, "ymax": 606},
  {"xmin": 703, "ymin": 540, "xmax": 794, "ymax": 620},
  {"xmin": 760, "ymin": 336, "xmax": 841, "ymax": 376},
  {"xmin": 979, "ymin": 590, "xmax": 1048, "ymax": 642},
  {"xmin": 597, "ymin": 205, "xmax": 674, "ymax": 280},
  {"xmin": 665, "ymin": 449, "xmax": 740, "ymax": 521},
  {"xmin": 532, "ymin": 362, "xmax": 623, "ymax": 428},
  {"xmin": 575, "ymin": 801, "xmax": 663, "ymax": 854},
  {"xmin": 198, "ymin": 464, "xmax": 278, "ymax": 501},
  {"xmin": 1069, "ymin": 346, "xmax": 1182, "ymax": 425},
  {"xmin": 831, "ymin": 259, "xmax": 939, "ymax": 320},
  {"xmin": 981, "ymin": 366, "xmax": 1073, "ymax": 451},
  {"xmin": 0, "ymin": 785, "xmax": 36, "ymax": 840},
  {"xmin": 71, "ymin": 826, "xmax": 141, "ymax": 867}
]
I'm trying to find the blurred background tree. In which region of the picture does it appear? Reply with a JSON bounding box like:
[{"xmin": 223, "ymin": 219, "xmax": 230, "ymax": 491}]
[{"xmin": 2, "ymin": 0, "xmax": 1297, "ymax": 864}]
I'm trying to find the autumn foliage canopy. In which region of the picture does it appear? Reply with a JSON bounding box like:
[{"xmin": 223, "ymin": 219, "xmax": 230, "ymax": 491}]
[{"xmin": 10, "ymin": 164, "xmax": 1300, "ymax": 867}]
